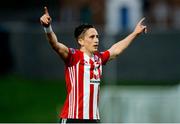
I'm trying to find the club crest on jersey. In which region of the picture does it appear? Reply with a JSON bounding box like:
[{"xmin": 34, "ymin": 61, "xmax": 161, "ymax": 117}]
[
  {"xmin": 94, "ymin": 55, "xmax": 99, "ymax": 61},
  {"xmin": 70, "ymin": 48, "xmax": 76, "ymax": 54},
  {"xmin": 90, "ymin": 67, "xmax": 101, "ymax": 84}
]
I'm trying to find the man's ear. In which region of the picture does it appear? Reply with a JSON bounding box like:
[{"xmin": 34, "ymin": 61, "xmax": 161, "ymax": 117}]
[{"xmin": 78, "ymin": 39, "xmax": 84, "ymax": 46}]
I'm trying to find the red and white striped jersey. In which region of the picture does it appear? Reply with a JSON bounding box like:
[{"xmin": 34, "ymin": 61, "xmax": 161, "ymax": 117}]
[{"xmin": 59, "ymin": 48, "xmax": 110, "ymax": 120}]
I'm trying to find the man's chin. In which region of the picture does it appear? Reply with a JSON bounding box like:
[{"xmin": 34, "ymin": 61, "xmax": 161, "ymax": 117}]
[{"xmin": 93, "ymin": 49, "xmax": 98, "ymax": 52}]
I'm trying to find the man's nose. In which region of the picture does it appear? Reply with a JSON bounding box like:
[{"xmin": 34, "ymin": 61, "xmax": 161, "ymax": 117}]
[{"xmin": 95, "ymin": 38, "xmax": 99, "ymax": 43}]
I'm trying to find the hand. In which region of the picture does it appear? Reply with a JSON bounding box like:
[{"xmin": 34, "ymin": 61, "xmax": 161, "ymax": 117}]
[
  {"xmin": 40, "ymin": 6, "xmax": 52, "ymax": 27},
  {"xmin": 134, "ymin": 18, "xmax": 147, "ymax": 35}
]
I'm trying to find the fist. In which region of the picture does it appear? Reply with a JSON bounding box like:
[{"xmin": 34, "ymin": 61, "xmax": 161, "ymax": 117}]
[{"xmin": 40, "ymin": 6, "xmax": 52, "ymax": 27}]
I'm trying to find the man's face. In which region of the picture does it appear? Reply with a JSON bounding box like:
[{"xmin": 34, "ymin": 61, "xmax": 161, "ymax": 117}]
[{"xmin": 80, "ymin": 28, "xmax": 99, "ymax": 53}]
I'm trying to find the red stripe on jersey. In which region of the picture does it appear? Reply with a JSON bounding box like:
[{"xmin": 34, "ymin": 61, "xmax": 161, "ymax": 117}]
[
  {"xmin": 78, "ymin": 55, "xmax": 84, "ymax": 119},
  {"xmin": 89, "ymin": 59, "xmax": 94, "ymax": 79},
  {"xmin": 89, "ymin": 84, "xmax": 94, "ymax": 119}
]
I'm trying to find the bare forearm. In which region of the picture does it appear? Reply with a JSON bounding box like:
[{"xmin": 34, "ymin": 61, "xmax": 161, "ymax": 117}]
[
  {"xmin": 114, "ymin": 32, "xmax": 137, "ymax": 53},
  {"xmin": 46, "ymin": 32, "xmax": 59, "ymax": 50},
  {"xmin": 108, "ymin": 18, "xmax": 147, "ymax": 60},
  {"xmin": 109, "ymin": 32, "xmax": 138, "ymax": 59},
  {"xmin": 46, "ymin": 31, "xmax": 69, "ymax": 59}
]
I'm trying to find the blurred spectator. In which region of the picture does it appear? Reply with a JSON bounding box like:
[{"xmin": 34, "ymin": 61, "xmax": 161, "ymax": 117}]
[
  {"xmin": 90, "ymin": 0, "xmax": 105, "ymax": 25},
  {"xmin": 151, "ymin": 0, "xmax": 170, "ymax": 30},
  {"xmin": 58, "ymin": 0, "xmax": 105, "ymax": 25},
  {"xmin": 171, "ymin": 0, "xmax": 180, "ymax": 29},
  {"xmin": 59, "ymin": 0, "xmax": 79, "ymax": 24},
  {"xmin": 172, "ymin": 7, "xmax": 180, "ymax": 30}
]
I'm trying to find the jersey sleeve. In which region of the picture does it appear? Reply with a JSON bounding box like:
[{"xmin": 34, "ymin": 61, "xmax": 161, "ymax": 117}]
[
  {"xmin": 100, "ymin": 50, "xmax": 110, "ymax": 65},
  {"xmin": 65, "ymin": 48, "xmax": 77, "ymax": 66}
]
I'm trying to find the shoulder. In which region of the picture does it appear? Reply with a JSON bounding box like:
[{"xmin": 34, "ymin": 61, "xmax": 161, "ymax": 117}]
[
  {"xmin": 68, "ymin": 48, "xmax": 82, "ymax": 56},
  {"xmin": 94, "ymin": 50, "xmax": 110, "ymax": 57},
  {"xmin": 69, "ymin": 48, "xmax": 77, "ymax": 54},
  {"xmin": 94, "ymin": 51, "xmax": 110, "ymax": 65},
  {"xmin": 65, "ymin": 48, "xmax": 82, "ymax": 65}
]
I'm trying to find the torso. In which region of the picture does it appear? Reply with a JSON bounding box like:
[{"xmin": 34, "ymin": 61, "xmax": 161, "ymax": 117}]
[{"xmin": 60, "ymin": 48, "xmax": 109, "ymax": 120}]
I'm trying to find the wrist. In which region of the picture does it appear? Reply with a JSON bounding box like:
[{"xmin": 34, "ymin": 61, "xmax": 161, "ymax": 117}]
[
  {"xmin": 43, "ymin": 25, "xmax": 53, "ymax": 33},
  {"xmin": 131, "ymin": 31, "xmax": 138, "ymax": 36}
]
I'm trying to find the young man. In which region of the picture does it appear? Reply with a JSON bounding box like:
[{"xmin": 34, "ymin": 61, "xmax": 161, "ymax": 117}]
[{"xmin": 40, "ymin": 7, "xmax": 147, "ymax": 123}]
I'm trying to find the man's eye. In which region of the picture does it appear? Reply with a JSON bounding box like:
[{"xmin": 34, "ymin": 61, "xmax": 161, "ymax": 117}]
[
  {"xmin": 90, "ymin": 35, "xmax": 99, "ymax": 38},
  {"xmin": 90, "ymin": 35, "xmax": 95, "ymax": 38}
]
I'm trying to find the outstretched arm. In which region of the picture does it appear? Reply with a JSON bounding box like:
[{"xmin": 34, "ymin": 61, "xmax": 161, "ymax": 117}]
[
  {"xmin": 108, "ymin": 18, "xmax": 147, "ymax": 60},
  {"xmin": 40, "ymin": 6, "xmax": 69, "ymax": 61}
]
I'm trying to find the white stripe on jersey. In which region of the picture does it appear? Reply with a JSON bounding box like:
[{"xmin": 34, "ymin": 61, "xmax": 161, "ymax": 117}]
[
  {"xmin": 93, "ymin": 83, "xmax": 99, "ymax": 119},
  {"xmin": 76, "ymin": 62, "xmax": 80, "ymax": 119},
  {"xmin": 83, "ymin": 54, "xmax": 90, "ymax": 119},
  {"xmin": 72, "ymin": 66, "xmax": 75, "ymax": 118},
  {"xmin": 91, "ymin": 55, "xmax": 100, "ymax": 119},
  {"xmin": 68, "ymin": 67, "xmax": 72, "ymax": 118},
  {"xmin": 68, "ymin": 66, "xmax": 75, "ymax": 118}
]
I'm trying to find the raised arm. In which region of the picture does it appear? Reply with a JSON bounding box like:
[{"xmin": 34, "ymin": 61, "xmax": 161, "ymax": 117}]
[
  {"xmin": 40, "ymin": 6, "xmax": 69, "ymax": 61},
  {"xmin": 108, "ymin": 18, "xmax": 147, "ymax": 60}
]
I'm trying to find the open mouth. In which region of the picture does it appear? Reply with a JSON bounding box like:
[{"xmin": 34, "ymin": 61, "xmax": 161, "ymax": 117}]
[{"xmin": 94, "ymin": 45, "xmax": 98, "ymax": 49}]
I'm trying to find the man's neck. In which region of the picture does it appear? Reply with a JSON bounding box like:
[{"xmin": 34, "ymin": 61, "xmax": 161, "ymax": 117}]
[{"xmin": 80, "ymin": 48, "xmax": 93, "ymax": 57}]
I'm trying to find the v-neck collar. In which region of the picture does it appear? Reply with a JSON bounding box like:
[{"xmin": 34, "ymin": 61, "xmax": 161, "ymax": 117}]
[
  {"xmin": 79, "ymin": 50, "xmax": 95, "ymax": 63},
  {"xmin": 79, "ymin": 50, "xmax": 94, "ymax": 59}
]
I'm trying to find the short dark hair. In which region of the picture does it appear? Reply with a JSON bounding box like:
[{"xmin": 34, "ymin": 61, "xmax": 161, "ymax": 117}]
[{"xmin": 74, "ymin": 24, "xmax": 94, "ymax": 41}]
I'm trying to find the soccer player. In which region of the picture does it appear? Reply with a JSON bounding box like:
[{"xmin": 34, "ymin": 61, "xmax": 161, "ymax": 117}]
[{"xmin": 40, "ymin": 6, "xmax": 147, "ymax": 123}]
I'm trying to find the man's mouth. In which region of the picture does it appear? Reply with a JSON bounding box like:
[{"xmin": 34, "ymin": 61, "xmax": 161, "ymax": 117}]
[{"xmin": 94, "ymin": 45, "xmax": 98, "ymax": 48}]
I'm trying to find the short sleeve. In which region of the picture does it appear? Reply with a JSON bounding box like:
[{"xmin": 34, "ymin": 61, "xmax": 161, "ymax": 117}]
[
  {"xmin": 100, "ymin": 50, "xmax": 110, "ymax": 65},
  {"xmin": 65, "ymin": 48, "xmax": 77, "ymax": 66}
]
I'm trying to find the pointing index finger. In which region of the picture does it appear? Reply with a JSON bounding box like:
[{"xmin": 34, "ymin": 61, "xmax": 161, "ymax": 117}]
[
  {"xmin": 139, "ymin": 17, "xmax": 145, "ymax": 25},
  {"xmin": 44, "ymin": 6, "xmax": 49, "ymax": 15}
]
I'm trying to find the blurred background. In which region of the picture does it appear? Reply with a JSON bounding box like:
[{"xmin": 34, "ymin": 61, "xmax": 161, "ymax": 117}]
[{"xmin": 0, "ymin": 0, "xmax": 180, "ymax": 122}]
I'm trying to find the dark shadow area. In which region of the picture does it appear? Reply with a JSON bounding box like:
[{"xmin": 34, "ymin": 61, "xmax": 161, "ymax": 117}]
[{"xmin": 0, "ymin": 26, "xmax": 13, "ymax": 76}]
